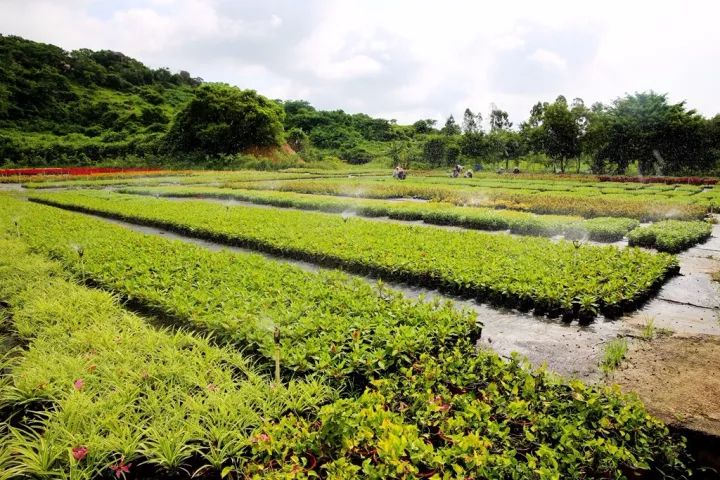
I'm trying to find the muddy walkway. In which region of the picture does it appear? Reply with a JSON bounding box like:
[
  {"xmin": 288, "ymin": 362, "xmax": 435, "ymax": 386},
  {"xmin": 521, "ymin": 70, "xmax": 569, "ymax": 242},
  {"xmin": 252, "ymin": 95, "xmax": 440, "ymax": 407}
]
[{"xmin": 611, "ymin": 222, "xmax": 720, "ymax": 444}]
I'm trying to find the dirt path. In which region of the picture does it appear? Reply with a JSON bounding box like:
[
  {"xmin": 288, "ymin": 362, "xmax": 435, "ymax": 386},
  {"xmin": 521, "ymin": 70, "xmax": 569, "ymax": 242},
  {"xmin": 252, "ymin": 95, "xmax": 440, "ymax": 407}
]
[
  {"xmin": 610, "ymin": 335, "xmax": 720, "ymax": 435},
  {"xmin": 612, "ymin": 222, "xmax": 720, "ymax": 447}
]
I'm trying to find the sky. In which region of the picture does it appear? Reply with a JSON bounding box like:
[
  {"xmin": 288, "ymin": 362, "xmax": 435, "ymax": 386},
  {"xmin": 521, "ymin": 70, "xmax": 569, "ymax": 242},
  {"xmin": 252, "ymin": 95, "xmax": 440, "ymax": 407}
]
[{"xmin": 2, "ymin": 0, "xmax": 719, "ymax": 126}]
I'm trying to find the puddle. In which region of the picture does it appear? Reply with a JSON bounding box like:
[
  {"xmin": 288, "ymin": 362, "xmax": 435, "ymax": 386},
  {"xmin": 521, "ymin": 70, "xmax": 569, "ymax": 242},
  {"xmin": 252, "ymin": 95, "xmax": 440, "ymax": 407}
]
[{"xmin": 385, "ymin": 197, "xmax": 430, "ymax": 203}]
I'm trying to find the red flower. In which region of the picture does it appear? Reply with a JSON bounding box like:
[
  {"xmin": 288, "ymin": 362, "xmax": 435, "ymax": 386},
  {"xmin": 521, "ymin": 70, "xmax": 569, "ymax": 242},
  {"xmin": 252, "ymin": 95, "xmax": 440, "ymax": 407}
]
[
  {"xmin": 252, "ymin": 433, "xmax": 271, "ymax": 443},
  {"xmin": 72, "ymin": 446, "xmax": 88, "ymax": 461},
  {"xmin": 73, "ymin": 379, "xmax": 85, "ymax": 390},
  {"xmin": 110, "ymin": 457, "xmax": 132, "ymax": 478}
]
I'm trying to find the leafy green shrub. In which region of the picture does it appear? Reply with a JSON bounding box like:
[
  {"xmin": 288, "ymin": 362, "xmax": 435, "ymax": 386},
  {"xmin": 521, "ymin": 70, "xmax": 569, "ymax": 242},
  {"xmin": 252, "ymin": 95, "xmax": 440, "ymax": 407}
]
[
  {"xmin": 627, "ymin": 220, "xmax": 713, "ymax": 252},
  {"xmin": 566, "ymin": 217, "xmax": 640, "ymax": 242},
  {"xmin": 0, "ymin": 231, "xmax": 688, "ymax": 478},
  {"xmin": 121, "ymin": 185, "xmax": 650, "ymax": 246},
  {"xmin": 232, "ymin": 177, "xmax": 709, "ymax": 221},
  {"xmin": 340, "ymin": 146, "xmax": 373, "ymax": 165},
  {"xmin": 0, "ymin": 237, "xmax": 334, "ymax": 479},
  {"xmin": 29, "ymin": 190, "xmax": 679, "ymax": 320},
  {"xmin": 3, "ymin": 195, "xmax": 480, "ymax": 387},
  {"xmin": 241, "ymin": 347, "xmax": 687, "ymax": 478}
]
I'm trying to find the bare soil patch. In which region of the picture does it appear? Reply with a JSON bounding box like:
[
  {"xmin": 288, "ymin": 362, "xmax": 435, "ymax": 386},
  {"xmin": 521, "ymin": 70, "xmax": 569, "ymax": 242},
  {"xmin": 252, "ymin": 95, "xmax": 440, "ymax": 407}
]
[{"xmin": 610, "ymin": 335, "xmax": 720, "ymax": 437}]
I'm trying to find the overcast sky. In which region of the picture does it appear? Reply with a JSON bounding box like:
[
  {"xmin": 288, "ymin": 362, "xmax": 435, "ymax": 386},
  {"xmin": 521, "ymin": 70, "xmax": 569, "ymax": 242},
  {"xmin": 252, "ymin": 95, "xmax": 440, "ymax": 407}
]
[{"xmin": 2, "ymin": 0, "xmax": 719, "ymax": 126}]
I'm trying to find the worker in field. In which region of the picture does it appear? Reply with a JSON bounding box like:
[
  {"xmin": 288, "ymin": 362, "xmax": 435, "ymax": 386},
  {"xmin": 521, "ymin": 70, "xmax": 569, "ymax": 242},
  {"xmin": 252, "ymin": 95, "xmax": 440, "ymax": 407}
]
[
  {"xmin": 452, "ymin": 164, "xmax": 463, "ymax": 178},
  {"xmin": 393, "ymin": 165, "xmax": 407, "ymax": 180}
]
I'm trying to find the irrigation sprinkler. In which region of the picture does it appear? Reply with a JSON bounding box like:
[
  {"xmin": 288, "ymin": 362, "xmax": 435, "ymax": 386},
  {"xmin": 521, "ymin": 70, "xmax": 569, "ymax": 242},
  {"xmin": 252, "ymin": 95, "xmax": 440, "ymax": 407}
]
[
  {"xmin": 274, "ymin": 326, "xmax": 281, "ymax": 386},
  {"xmin": 73, "ymin": 245, "xmax": 85, "ymax": 282}
]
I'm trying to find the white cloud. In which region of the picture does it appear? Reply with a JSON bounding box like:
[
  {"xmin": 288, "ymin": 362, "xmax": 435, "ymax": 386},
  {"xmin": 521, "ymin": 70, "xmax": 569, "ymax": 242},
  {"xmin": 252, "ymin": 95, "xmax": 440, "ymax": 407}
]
[
  {"xmin": 316, "ymin": 55, "xmax": 383, "ymax": 80},
  {"xmin": 1, "ymin": 0, "xmax": 719, "ymax": 124},
  {"xmin": 529, "ymin": 49, "xmax": 567, "ymax": 71}
]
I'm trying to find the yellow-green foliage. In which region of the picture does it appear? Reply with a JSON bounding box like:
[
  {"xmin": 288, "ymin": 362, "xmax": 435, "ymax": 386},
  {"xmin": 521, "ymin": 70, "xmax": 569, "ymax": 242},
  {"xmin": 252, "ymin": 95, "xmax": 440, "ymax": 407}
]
[{"xmin": 30, "ymin": 190, "xmax": 678, "ymax": 320}]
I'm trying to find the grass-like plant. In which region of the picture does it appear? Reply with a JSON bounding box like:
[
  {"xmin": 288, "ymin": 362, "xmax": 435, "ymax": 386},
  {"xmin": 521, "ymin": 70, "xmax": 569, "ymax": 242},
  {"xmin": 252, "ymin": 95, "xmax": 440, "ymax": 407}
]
[{"xmin": 601, "ymin": 338, "xmax": 629, "ymax": 373}]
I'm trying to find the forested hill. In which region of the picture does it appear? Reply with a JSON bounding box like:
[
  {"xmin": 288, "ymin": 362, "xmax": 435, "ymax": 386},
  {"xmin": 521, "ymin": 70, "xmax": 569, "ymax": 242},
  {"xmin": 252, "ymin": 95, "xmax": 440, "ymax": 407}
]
[
  {"xmin": 0, "ymin": 34, "xmax": 201, "ymax": 163},
  {"xmin": 2, "ymin": 34, "xmax": 719, "ymax": 174},
  {"xmin": 0, "ymin": 34, "xmax": 399, "ymax": 167}
]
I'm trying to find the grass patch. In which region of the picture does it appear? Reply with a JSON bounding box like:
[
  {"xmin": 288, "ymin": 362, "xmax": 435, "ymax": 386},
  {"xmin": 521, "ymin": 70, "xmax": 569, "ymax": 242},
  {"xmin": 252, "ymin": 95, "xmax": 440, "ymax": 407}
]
[{"xmin": 602, "ymin": 338, "xmax": 629, "ymax": 373}]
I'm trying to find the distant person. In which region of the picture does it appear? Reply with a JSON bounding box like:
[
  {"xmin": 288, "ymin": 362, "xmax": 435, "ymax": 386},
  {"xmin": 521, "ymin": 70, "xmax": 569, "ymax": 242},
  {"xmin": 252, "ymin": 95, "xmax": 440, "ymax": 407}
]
[
  {"xmin": 393, "ymin": 165, "xmax": 406, "ymax": 180},
  {"xmin": 452, "ymin": 164, "xmax": 463, "ymax": 178},
  {"xmin": 464, "ymin": 170, "xmax": 473, "ymax": 178}
]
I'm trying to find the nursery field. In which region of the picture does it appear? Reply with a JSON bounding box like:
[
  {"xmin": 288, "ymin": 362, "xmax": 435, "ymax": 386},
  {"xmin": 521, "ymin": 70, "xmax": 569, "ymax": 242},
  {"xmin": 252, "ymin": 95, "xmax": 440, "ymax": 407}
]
[{"xmin": 1, "ymin": 169, "xmax": 719, "ymax": 478}]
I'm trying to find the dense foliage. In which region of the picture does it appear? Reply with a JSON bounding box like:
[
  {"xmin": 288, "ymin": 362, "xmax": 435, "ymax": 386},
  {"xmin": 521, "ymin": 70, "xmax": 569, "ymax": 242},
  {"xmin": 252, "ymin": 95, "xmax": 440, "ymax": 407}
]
[
  {"xmin": 29, "ymin": 191, "xmax": 678, "ymax": 320},
  {"xmin": 0, "ymin": 236, "xmax": 334, "ymax": 479},
  {"xmin": 165, "ymin": 84, "xmax": 285, "ymax": 155},
  {"xmin": 627, "ymin": 220, "xmax": 713, "ymax": 253},
  {"xmin": 0, "ymin": 35, "xmax": 198, "ymax": 163},
  {"xmin": 121, "ymin": 185, "xmax": 643, "ymax": 243},
  {"xmin": 7, "ymin": 195, "xmax": 479, "ymax": 385},
  {"xmin": 3, "ymin": 34, "xmax": 719, "ymax": 175},
  {"xmin": 230, "ymin": 177, "xmax": 710, "ymax": 220},
  {"xmin": 0, "ymin": 195, "xmax": 690, "ymax": 478}
]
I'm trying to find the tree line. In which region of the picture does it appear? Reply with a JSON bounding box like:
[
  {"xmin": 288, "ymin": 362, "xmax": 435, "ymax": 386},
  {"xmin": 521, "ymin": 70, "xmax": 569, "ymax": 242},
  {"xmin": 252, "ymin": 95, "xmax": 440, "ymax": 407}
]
[
  {"xmin": 387, "ymin": 93, "xmax": 720, "ymax": 175},
  {"xmin": 2, "ymin": 34, "xmax": 719, "ymax": 175}
]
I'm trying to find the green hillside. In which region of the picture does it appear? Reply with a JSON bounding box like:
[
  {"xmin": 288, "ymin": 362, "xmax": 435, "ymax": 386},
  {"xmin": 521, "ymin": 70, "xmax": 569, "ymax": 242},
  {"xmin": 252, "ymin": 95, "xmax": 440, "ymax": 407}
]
[
  {"xmin": 0, "ymin": 34, "xmax": 199, "ymax": 164},
  {"xmin": 2, "ymin": 34, "xmax": 719, "ymax": 174}
]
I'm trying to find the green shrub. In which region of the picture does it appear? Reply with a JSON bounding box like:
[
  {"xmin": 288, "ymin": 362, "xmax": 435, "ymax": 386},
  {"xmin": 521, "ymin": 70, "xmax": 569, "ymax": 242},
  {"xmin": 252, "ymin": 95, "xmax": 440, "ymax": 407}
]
[
  {"xmin": 29, "ymin": 190, "xmax": 679, "ymax": 320},
  {"xmin": 627, "ymin": 220, "xmax": 713, "ymax": 252}
]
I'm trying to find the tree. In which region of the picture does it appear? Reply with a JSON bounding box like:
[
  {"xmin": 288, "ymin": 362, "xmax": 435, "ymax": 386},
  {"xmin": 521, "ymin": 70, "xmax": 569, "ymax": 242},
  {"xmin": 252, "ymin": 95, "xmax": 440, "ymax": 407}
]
[
  {"xmin": 462, "ymin": 108, "xmax": 479, "ymax": 134},
  {"xmin": 340, "ymin": 146, "xmax": 372, "ymax": 164},
  {"xmin": 539, "ymin": 97, "xmax": 580, "ymax": 173},
  {"xmin": 423, "ymin": 136, "xmax": 447, "ymax": 166},
  {"xmin": 570, "ymin": 98, "xmax": 591, "ymax": 172},
  {"xmin": 486, "ymin": 130, "xmax": 523, "ymax": 170},
  {"xmin": 584, "ymin": 92, "xmax": 714, "ymax": 174},
  {"xmin": 286, "ymin": 127, "xmax": 309, "ymax": 152},
  {"xmin": 441, "ymin": 115, "xmax": 461, "ymax": 136},
  {"xmin": 166, "ymin": 83, "xmax": 285, "ymax": 155},
  {"xmin": 446, "ymin": 144, "xmax": 461, "ymax": 164},
  {"xmin": 412, "ymin": 119, "xmax": 437, "ymax": 134},
  {"xmin": 489, "ymin": 107, "xmax": 512, "ymax": 131},
  {"xmin": 459, "ymin": 132, "xmax": 486, "ymax": 161}
]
